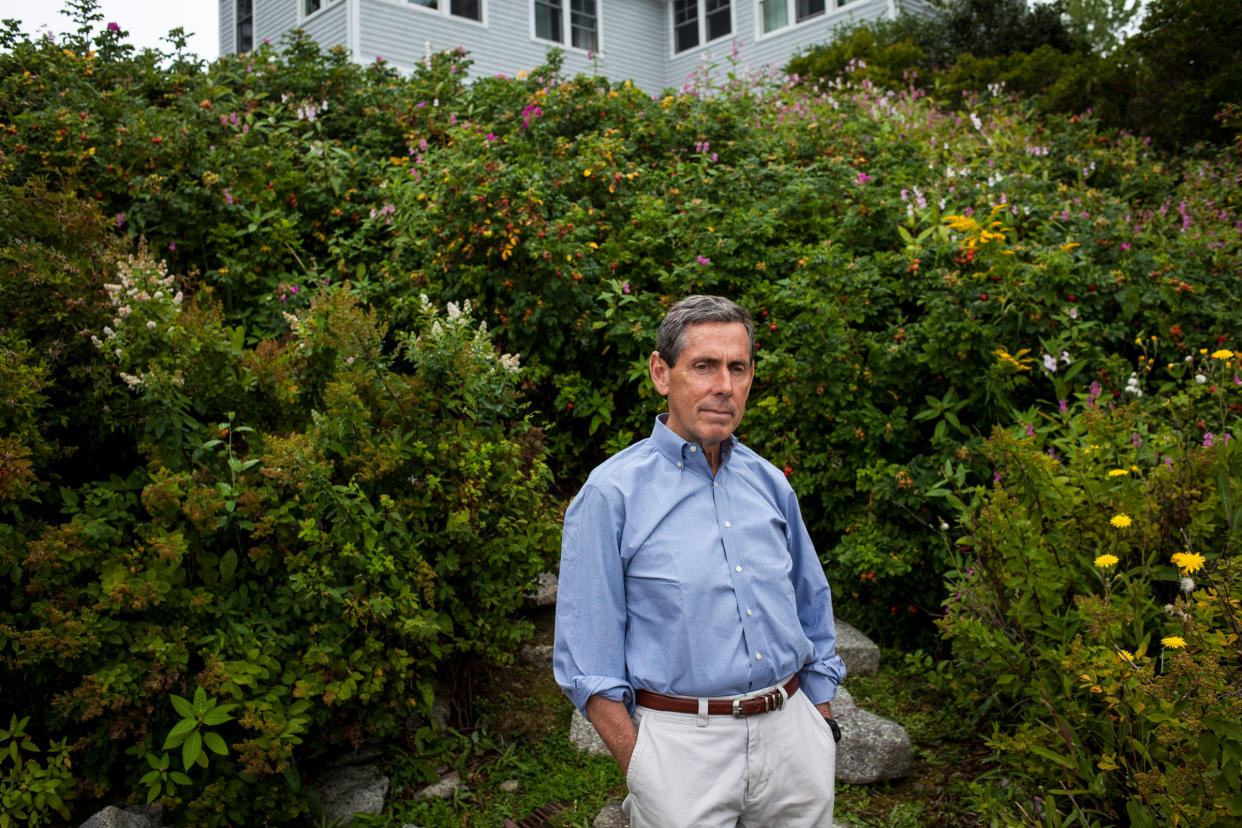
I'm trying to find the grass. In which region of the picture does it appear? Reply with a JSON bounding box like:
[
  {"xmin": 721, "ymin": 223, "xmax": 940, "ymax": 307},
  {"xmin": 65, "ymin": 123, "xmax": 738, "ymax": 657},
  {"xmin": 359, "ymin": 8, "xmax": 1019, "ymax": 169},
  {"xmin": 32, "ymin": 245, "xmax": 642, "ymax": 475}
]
[{"xmin": 355, "ymin": 612, "xmax": 993, "ymax": 828}]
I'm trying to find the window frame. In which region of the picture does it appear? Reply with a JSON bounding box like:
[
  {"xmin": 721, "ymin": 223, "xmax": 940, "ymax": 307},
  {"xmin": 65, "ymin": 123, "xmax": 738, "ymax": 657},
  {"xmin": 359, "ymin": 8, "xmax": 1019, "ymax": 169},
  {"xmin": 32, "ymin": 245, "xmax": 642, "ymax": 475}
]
[
  {"xmin": 671, "ymin": 0, "xmax": 733, "ymax": 56},
  {"xmin": 388, "ymin": 0, "xmax": 487, "ymax": 25},
  {"xmin": 755, "ymin": 0, "xmax": 837, "ymax": 39},
  {"xmin": 530, "ymin": 0, "xmax": 604, "ymax": 55},
  {"xmin": 236, "ymin": 0, "xmax": 254, "ymax": 53},
  {"xmin": 302, "ymin": 0, "xmax": 342, "ymax": 21}
]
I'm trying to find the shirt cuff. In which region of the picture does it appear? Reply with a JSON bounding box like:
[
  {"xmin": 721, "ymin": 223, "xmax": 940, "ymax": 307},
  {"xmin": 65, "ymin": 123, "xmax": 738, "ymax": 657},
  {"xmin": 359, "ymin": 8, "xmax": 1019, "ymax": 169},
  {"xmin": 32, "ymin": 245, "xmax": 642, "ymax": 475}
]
[{"xmin": 798, "ymin": 656, "xmax": 847, "ymax": 705}]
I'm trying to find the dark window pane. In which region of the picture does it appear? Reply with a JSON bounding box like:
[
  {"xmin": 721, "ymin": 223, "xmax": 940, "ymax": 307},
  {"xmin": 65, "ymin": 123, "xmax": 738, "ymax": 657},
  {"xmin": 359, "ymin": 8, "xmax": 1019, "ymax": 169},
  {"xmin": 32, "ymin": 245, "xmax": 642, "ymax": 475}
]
[
  {"xmin": 451, "ymin": 0, "xmax": 481, "ymax": 19},
  {"xmin": 305, "ymin": 0, "xmax": 321, "ymax": 14},
  {"xmin": 571, "ymin": 0, "xmax": 598, "ymax": 51},
  {"xmin": 761, "ymin": 0, "xmax": 787, "ymax": 33},
  {"xmin": 410, "ymin": 0, "xmax": 439, "ymax": 7},
  {"xmin": 535, "ymin": 0, "xmax": 563, "ymax": 42},
  {"xmin": 796, "ymin": 0, "xmax": 825, "ymax": 22},
  {"xmin": 673, "ymin": 0, "xmax": 698, "ymax": 51},
  {"xmin": 706, "ymin": 0, "xmax": 730, "ymax": 40}
]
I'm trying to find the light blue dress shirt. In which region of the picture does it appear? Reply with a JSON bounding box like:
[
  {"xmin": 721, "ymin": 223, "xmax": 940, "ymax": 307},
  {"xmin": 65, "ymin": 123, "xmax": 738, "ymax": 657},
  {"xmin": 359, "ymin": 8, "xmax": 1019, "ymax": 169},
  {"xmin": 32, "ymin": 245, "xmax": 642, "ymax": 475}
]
[{"xmin": 554, "ymin": 415, "xmax": 847, "ymax": 717}]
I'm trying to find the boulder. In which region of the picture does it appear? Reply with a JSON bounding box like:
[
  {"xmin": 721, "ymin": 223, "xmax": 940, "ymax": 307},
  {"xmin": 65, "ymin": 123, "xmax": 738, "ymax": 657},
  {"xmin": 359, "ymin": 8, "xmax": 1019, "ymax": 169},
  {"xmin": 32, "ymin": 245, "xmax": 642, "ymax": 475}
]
[
  {"xmin": 316, "ymin": 764, "xmax": 390, "ymax": 824},
  {"xmin": 831, "ymin": 686, "xmax": 912, "ymax": 784},
  {"xmin": 415, "ymin": 770, "xmax": 465, "ymax": 801},
  {"xmin": 833, "ymin": 618, "xmax": 880, "ymax": 677},
  {"xmin": 568, "ymin": 707, "xmax": 611, "ymax": 756},
  {"xmin": 520, "ymin": 642, "xmax": 554, "ymax": 667},
  {"xmin": 526, "ymin": 571, "xmax": 558, "ymax": 608},
  {"xmin": 80, "ymin": 805, "xmax": 161, "ymax": 828},
  {"xmin": 593, "ymin": 798, "xmax": 628, "ymax": 827}
]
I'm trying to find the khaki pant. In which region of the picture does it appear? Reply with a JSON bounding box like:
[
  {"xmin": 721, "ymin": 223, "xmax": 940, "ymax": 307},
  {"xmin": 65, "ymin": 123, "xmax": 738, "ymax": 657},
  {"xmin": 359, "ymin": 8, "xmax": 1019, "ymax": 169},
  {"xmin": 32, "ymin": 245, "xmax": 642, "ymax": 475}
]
[{"xmin": 623, "ymin": 684, "xmax": 837, "ymax": 827}]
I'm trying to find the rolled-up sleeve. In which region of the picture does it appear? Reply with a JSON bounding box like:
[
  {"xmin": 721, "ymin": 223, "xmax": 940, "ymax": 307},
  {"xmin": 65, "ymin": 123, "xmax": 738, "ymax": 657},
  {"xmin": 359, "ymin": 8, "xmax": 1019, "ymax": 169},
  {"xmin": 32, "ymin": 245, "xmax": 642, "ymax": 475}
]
[
  {"xmin": 553, "ymin": 484, "xmax": 634, "ymax": 717},
  {"xmin": 785, "ymin": 488, "xmax": 847, "ymax": 704}
]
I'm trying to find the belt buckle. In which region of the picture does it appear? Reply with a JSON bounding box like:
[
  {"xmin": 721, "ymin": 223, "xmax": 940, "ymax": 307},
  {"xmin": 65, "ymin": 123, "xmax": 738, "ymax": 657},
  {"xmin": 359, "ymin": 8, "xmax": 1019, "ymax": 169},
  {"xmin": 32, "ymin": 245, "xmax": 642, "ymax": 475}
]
[
  {"xmin": 732, "ymin": 689, "xmax": 783, "ymax": 718},
  {"xmin": 732, "ymin": 698, "xmax": 745, "ymax": 717}
]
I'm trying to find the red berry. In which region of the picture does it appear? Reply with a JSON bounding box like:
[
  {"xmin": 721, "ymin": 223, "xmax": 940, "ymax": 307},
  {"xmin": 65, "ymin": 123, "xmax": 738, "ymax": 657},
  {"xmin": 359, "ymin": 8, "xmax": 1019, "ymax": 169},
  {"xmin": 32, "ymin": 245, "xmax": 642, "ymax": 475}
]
[
  {"xmin": 769, "ymin": 323, "xmax": 777, "ymax": 331},
  {"xmin": 980, "ymin": 293, "xmax": 989, "ymax": 300}
]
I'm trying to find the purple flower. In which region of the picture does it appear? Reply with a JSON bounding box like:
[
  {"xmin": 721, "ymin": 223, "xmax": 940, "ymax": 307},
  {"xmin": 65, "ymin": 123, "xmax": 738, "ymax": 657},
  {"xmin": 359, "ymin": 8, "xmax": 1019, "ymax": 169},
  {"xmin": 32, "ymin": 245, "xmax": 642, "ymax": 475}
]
[
  {"xmin": 1025, "ymin": 424, "xmax": 1035, "ymax": 437},
  {"xmin": 485, "ymin": 133, "xmax": 496, "ymax": 142},
  {"xmin": 115, "ymin": 212, "xmax": 125, "ymax": 228},
  {"xmin": 993, "ymin": 470, "xmax": 1002, "ymax": 485},
  {"xmin": 168, "ymin": 241, "xmax": 176, "ymax": 251},
  {"xmin": 1120, "ymin": 242, "xmax": 1131, "ymax": 251},
  {"xmin": 622, "ymin": 282, "xmax": 631, "ymax": 294},
  {"xmin": 1058, "ymin": 398, "xmax": 1068, "ymax": 413},
  {"xmin": 107, "ymin": 22, "xmax": 121, "ymax": 33},
  {"xmin": 1131, "ymin": 432, "xmax": 1141, "ymax": 448},
  {"xmin": 696, "ymin": 255, "xmax": 711, "ymax": 265},
  {"xmin": 291, "ymin": 285, "xmax": 299, "ymax": 294},
  {"xmin": 1203, "ymin": 432, "xmax": 1215, "ymax": 447},
  {"xmin": 856, "ymin": 172, "xmax": 872, "ymax": 184}
]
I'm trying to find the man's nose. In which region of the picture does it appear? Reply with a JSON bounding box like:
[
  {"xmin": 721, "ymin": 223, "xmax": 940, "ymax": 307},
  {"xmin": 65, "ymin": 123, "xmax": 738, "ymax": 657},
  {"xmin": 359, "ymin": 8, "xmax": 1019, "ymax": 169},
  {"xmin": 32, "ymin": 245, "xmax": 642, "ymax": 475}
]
[{"xmin": 710, "ymin": 367, "xmax": 734, "ymax": 394}]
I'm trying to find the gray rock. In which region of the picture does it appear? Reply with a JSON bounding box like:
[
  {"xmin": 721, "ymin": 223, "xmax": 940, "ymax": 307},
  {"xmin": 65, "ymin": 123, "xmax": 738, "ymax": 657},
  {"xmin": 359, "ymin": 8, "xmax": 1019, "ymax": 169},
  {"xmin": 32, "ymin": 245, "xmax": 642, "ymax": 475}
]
[
  {"xmin": 80, "ymin": 805, "xmax": 160, "ymax": 828},
  {"xmin": 520, "ymin": 643, "xmax": 554, "ymax": 667},
  {"xmin": 526, "ymin": 571, "xmax": 558, "ymax": 607},
  {"xmin": 499, "ymin": 778, "xmax": 520, "ymax": 793},
  {"xmin": 415, "ymin": 770, "xmax": 465, "ymax": 801},
  {"xmin": 569, "ymin": 707, "xmax": 611, "ymax": 756},
  {"xmin": 593, "ymin": 798, "xmax": 628, "ymax": 828},
  {"xmin": 833, "ymin": 618, "xmax": 880, "ymax": 677},
  {"xmin": 831, "ymin": 687, "xmax": 912, "ymax": 784},
  {"xmin": 316, "ymin": 764, "xmax": 390, "ymax": 824}
]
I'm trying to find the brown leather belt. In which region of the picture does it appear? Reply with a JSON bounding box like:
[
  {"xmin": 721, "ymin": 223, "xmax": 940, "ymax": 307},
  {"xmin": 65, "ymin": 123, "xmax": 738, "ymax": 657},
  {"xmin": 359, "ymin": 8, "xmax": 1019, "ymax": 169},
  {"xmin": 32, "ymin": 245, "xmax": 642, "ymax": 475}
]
[{"xmin": 635, "ymin": 675, "xmax": 799, "ymax": 718}]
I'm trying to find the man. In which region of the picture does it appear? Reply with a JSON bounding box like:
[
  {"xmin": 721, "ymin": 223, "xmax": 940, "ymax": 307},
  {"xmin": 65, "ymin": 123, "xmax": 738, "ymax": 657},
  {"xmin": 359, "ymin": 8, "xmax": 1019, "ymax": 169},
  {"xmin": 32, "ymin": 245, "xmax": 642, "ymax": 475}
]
[{"xmin": 554, "ymin": 295, "xmax": 845, "ymax": 827}]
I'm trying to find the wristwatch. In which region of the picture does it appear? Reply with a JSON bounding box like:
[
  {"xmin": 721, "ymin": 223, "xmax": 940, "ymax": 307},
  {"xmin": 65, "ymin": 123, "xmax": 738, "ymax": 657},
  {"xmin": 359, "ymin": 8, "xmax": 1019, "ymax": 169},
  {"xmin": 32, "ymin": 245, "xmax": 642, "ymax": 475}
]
[{"xmin": 822, "ymin": 715, "xmax": 841, "ymax": 743}]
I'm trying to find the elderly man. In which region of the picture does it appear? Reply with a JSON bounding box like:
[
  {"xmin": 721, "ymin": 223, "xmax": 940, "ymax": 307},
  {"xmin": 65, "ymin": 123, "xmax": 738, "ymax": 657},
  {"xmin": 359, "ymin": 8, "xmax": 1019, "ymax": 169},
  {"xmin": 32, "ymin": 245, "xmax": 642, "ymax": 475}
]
[{"xmin": 554, "ymin": 295, "xmax": 845, "ymax": 827}]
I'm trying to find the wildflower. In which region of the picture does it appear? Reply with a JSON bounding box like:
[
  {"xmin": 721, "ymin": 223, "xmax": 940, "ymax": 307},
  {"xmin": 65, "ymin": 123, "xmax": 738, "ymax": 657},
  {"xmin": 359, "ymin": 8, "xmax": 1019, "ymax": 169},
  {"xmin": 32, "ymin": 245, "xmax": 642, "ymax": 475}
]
[
  {"xmin": 146, "ymin": 321, "xmax": 156, "ymax": 330},
  {"xmin": 1211, "ymin": 349, "xmax": 1233, "ymax": 359},
  {"xmin": 1058, "ymin": 399, "xmax": 1068, "ymax": 413},
  {"xmin": 1110, "ymin": 514, "xmax": 1132, "ymax": 529},
  {"xmin": 621, "ymin": 282, "xmax": 631, "ymax": 294},
  {"xmin": 1069, "ymin": 307, "xmax": 1078, "ymax": 320},
  {"xmin": 1161, "ymin": 636, "xmax": 1186, "ymax": 649},
  {"xmin": 1025, "ymin": 424, "xmax": 1035, "ymax": 437},
  {"xmin": 1195, "ymin": 374, "xmax": 1207, "ymax": 384},
  {"xmin": 1203, "ymin": 432, "xmax": 1215, "ymax": 447},
  {"xmin": 107, "ymin": 22, "xmax": 121, "ymax": 33},
  {"xmin": 1180, "ymin": 576, "xmax": 1195, "ymax": 592},
  {"xmin": 1107, "ymin": 469, "xmax": 1128, "ymax": 477},
  {"xmin": 1170, "ymin": 551, "xmax": 1205, "ymax": 573},
  {"xmin": 1042, "ymin": 353, "xmax": 1057, "ymax": 372},
  {"xmin": 1116, "ymin": 649, "xmax": 1135, "ymax": 664},
  {"xmin": 116, "ymin": 212, "xmax": 125, "ymax": 228},
  {"xmin": 856, "ymin": 172, "xmax": 872, "ymax": 184},
  {"xmin": 697, "ymin": 255, "xmax": 711, "ymax": 265},
  {"xmin": 118, "ymin": 372, "xmax": 143, "ymax": 389},
  {"xmin": 939, "ymin": 520, "xmax": 949, "ymax": 531},
  {"xmin": 1094, "ymin": 554, "xmax": 1119, "ymax": 568}
]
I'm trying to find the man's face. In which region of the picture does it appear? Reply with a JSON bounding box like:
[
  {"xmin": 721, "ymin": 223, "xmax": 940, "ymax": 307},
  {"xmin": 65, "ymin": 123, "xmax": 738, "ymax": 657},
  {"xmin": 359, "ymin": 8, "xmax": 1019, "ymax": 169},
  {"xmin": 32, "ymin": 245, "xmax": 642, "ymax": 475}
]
[{"xmin": 649, "ymin": 321, "xmax": 754, "ymax": 448}]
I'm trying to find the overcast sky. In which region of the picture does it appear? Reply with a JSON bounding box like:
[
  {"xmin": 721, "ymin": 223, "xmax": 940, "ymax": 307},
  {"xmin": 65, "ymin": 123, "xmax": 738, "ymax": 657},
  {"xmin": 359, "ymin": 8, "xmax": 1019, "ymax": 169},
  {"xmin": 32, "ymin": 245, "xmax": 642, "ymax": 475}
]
[{"xmin": 0, "ymin": 1, "xmax": 218, "ymax": 59}]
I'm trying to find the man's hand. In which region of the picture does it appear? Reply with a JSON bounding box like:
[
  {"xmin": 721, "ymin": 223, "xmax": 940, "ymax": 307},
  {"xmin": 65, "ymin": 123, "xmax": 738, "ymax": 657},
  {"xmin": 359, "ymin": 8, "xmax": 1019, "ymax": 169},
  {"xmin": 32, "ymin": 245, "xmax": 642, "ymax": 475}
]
[{"xmin": 585, "ymin": 695, "xmax": 639, "ymax": 775}]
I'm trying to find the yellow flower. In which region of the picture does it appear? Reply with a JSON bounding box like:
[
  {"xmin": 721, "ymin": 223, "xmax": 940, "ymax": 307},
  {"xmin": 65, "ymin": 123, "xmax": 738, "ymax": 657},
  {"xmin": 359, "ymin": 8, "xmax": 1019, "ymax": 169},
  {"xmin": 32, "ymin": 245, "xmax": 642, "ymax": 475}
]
[
  {"xmin": 993, "ymin": 346, "xmax": 1033, "ymax": 372},
  {"xmin": 1107, "ymin": 469, "xmax": 1128, "ymax": 477},
  {"xmin": 1094, "ymin": 554, "xmax": 1119, "ymax": 568},
  {"xmin": 1161, "ymin": 636, "xmax": 1186, "ymax": 649},
  {"xmin": 1060, "ymin": 242, "xmax": 1080, "ymax": 252},
  {"xmin": 1116, "ymin": 648, "xmax": 1135, "ymax": 663},
  {"xmin": 1171, "ymin": 551, "xmax": 1205, "ymax": 573},
  {"xmin": 1211, "ymin": 349, "xmax": 1234, "ymax": 359},
  {"xmin": 1110, "ymin": 514, "xmax": 1133, "ymax": 529}
]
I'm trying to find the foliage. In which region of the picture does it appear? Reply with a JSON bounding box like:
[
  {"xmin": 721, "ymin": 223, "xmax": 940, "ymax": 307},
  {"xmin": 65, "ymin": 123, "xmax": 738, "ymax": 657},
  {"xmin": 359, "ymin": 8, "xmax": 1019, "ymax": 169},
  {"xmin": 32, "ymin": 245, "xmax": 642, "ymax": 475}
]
[
  {"xmin": 1060, "ymin": 0, "xmax": 1144, "ymax": 54},
  {"xmin": 939, "ymin": 361, "xmax": 1242, "ymax": 825}
]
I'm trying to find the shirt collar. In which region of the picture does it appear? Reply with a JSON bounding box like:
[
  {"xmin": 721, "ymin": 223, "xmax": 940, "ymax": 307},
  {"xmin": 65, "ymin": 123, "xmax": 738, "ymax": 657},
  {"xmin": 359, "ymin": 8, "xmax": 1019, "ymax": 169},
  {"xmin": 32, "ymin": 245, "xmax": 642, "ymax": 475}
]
[{"xmin": 651, "ymin": 413, "xmax": 736, "ymax": 470}]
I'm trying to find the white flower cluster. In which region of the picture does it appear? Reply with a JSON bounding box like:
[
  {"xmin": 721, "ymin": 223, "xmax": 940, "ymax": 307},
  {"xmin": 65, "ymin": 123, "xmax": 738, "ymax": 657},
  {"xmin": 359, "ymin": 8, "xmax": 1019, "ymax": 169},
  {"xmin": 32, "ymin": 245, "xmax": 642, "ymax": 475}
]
[
  {"xmin": 1125, "ymin": 373, "xmax": 1143, "ymax": 397},
  {"xmin": 93, "ymin": 257, "xmax": 184, "ymax": 391}
]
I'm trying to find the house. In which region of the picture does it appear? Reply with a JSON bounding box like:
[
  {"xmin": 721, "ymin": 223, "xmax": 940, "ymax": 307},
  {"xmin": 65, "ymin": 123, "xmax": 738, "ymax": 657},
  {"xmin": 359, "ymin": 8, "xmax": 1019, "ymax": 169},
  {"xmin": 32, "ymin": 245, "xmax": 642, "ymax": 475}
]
[{"xmin": 221, "ymin": 0, "xmax": 934, "ymax": 92}]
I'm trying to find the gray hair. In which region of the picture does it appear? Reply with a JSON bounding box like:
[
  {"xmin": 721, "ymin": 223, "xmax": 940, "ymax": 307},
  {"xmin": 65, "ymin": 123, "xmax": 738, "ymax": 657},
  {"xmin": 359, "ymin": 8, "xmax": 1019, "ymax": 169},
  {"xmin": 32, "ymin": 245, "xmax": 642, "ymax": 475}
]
[{"xmin": 654, "ymin": 295, "xmax": 754, "ymax": 367}]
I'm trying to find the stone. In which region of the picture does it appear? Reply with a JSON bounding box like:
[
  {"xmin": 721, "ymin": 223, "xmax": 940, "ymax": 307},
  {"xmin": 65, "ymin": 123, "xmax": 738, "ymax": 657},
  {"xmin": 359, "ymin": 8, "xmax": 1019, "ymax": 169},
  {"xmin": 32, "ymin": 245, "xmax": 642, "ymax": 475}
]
[
  {"xmin": 831, "ymin": 687, "xmax": 912, "ymax": 784},
  {"xmin": 833, "ymin": 618, "xmax": 880, "ymax": 677},
  {"xmin": 316, "ymin": 764, "xmax": 390, "ymax": 824},
  {"xmin": 80, "ymin": 806, "xmax": 161, "ymax": 828},
  {"xmin": 520, "ymin": 642, "xmax": 554, "ymax": 667},
  {"xmin": 526, "ymin": 571, "xmax": 558, "ymax": 607},
  {"xmin": 568, "ymin": 707, "xmax": 611, "ymax": 756},
  {"xmin": 499, "ymin": 778, "xmax": 520, "ymax": 793},
  {"xmin": 593, "ymin": 798, "xmax": 628, "ymax": 828},
  {"xmin": 415, "ymin": 770, "xmax": 465, "ymax": 801}
]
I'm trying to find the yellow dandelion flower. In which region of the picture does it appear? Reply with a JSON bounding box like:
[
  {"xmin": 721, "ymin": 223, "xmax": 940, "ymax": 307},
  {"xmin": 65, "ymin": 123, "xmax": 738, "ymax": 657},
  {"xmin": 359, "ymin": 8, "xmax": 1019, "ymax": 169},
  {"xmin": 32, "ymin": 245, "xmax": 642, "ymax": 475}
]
[
  {"xmin": 1211, "ymin": 349, "xmax": 1233, "ymax": 359},
  {"xmin": 1107, "ymin": 469, "xmax": 1128, "ymax": 477},
  {"xmin": 1094, "ymin": 554, "xmax": 1119, "ymax": 568},
  {"xmin": 1061, "ymin": 242, "xmax": 1080, "ymax": 252},
  {"xmin": 1110, "ymin": 514, "xmax": 1133, "ymax": 529},
  {"xmin": 1170, "ymin": 551, "xmax": 1205, "ymax": 573},
  {"xmin": 1161, "ymin": 636, "xmax": 1186, "ymax": 649},
  {"xmin": 1116, "ymin": 648, "xmax": 1135, "ymax": 663}
]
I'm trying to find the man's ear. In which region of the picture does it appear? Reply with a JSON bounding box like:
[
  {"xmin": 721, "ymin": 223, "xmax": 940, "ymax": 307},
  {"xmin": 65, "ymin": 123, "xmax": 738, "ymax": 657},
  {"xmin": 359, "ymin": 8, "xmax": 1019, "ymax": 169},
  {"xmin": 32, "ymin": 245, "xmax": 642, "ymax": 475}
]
[{"xmin": 649, "ymin": 351, "xmax": 671, "ymax": 396}]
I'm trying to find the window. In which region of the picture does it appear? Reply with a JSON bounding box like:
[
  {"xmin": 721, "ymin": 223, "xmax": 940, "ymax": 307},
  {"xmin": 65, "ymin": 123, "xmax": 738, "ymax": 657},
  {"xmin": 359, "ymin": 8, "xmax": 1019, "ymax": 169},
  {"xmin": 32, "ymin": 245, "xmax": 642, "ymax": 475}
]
[
  {"xmin": 408, "ymin": 0, "xmax": 483, "ymax": 22},
  {"xmin": 533, "ymin": 0, "xmax": 599, "ymax": 53},
  {"xmin": 760, "ymin": 0, "xmax": 828, "ymax": 34},
  {"xmin": 673, "ymin": 0, "xmax": 731, "ymax": 54},
  {"xmin": 236, "ymin": 0, "xmax": 253, "ymax": 53}
]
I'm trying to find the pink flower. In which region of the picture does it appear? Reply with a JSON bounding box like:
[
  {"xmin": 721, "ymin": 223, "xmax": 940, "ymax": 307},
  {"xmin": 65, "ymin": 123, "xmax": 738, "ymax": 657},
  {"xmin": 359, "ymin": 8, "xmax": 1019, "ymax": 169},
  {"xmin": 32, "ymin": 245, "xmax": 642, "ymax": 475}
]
[
  {"xmin": 1203, "ymin": 432, "xmax": 1215, "ymax": 447},
  {"xmin": 622, "ymin": 282, "xmax": 631, "ymax": 294},
  {"xmin": 696, "ymin": 255, "xmax": 711, "ymax": 265},
  {"xmin": 115, "ymin": 212, "xmax": 125, "ymax": 228},
  {"xmin": 168, "ymin": 241, "xmax": 175, "ymax": 251},
  {"xmin": 1058, "ymin": 398, "xmax": 1067, "ymax": 413},
  {"xmin": 107, "ymin": 22, "xmax": 121, "ymax": 33},
  {"xmin": 856, "ymin": 172, "xmax": 872, "ymax": 184}
]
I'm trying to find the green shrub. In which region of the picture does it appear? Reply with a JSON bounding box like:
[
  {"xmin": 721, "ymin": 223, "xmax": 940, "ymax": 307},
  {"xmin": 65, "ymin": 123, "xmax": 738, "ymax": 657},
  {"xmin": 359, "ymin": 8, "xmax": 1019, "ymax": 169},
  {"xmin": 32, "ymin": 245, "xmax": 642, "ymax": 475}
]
[{"xmin": 939, "ymin": 357, "xmax": 1242, "ymax": 825}]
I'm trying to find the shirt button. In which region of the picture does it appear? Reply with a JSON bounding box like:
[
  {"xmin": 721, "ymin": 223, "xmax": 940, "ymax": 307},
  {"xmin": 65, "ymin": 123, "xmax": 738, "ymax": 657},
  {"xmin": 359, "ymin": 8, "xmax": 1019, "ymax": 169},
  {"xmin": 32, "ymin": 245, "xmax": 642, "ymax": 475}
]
[
  {"xmin": 746, "ymin": 608, "xmax": 753, "ymax": 616},
  {"xmin": 690, "ymin": 445, "xmax": 697, "ymax": 452},
  {"xmin": 755, "ymin": 653, "xmax": 763, "ymax": 660},
  {"xmin": 724, "ymin": 521, "xmax": 731, "ymax": 528},
  {"xmin": 713, "ymin": 482, "xmax": 719, "ymax": 488},
  {"xmin": 677, "ymin": 462, "xmax": 683, "ymax": 468},
  {"xmin": 735, "ymin": 565, "xmax": 742, "ymax": 572}
]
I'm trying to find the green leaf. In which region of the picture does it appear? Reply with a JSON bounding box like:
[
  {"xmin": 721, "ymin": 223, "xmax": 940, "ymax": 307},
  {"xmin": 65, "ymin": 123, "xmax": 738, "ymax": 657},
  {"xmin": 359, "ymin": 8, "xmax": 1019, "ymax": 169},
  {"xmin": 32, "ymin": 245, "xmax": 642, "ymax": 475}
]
[
  {"xmin": 191, "ymin": 687, "xmax": 209, "ymax": 717},
  {"xmin": 203, "ymin": 732, "xmax": 229, "ymax": 756},
  {"xmin": 182, "ymin": 730, "xmax": 202, "ymax": 771},
  {"xmin": 169, "ymin": 694, "xmax": 193, "ymax": 719},
  {"xmin": 201, "ymin": 704, "xmax": 236, "ymax": 727},
  {"xmin": 220, "ymin": 549, "xmax": 238, "ymax": 583},
  {"xmin": 1027, "ymin": 743, "xmax": 1075, "ymax": 769},
  {"xmin": 162, "ymin": 717, "xmax": 196, "ymax": 749},
  {"xmin": 1205, "ymin": 716, "xmax": 1242, "ymax": 743},
  {"xmin": 170, "ymin": 771, "xmax": 194, "ymax": 786}
]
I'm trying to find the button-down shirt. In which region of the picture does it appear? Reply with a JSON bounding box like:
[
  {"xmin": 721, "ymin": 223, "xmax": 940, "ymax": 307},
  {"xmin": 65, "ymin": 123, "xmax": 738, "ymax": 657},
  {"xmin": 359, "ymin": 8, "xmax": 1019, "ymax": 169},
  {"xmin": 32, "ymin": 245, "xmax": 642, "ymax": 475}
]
[{"xmin": 554, "ymin": 414, "xmax": 846, "ymax": 716}]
